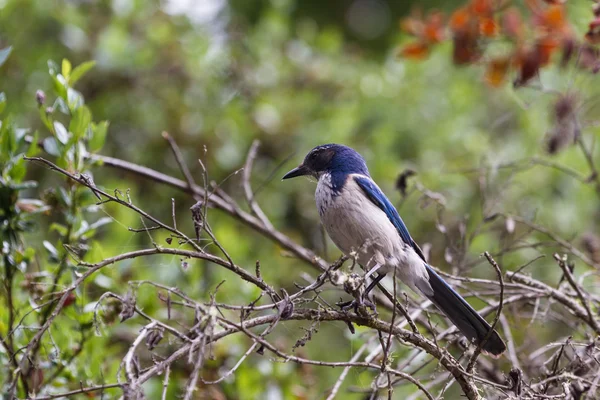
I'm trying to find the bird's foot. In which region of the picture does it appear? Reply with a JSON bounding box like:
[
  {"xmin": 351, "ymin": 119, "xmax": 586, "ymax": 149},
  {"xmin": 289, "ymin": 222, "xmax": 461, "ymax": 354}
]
[
  {"xmin": 338, "ymin": 272, "xmax": 377, "ymax": 318},
  {"xmin": 337, "ymin": 296, "xmax": 377, "ymax": 317}
]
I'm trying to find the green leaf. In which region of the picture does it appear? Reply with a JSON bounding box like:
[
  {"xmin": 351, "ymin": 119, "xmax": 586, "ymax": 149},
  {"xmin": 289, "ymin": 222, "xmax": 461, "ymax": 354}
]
[
  {"xmin": 26, "ymin": 131, "xmax": 40, "ymax": 157},
  {"xmin": 67, "ymin": 88, "xmax": 84, "ymax": 111},
  {"xmin": 89, "ymin": 121, "xmax": 109, "ymax": 152},
  {"xmin": 69, "ymin": 106, "xmax": 91, "ymax": 140},
  {"xmin": 50, "ymin": 223, "xmax": 68, "ymax": 236},
  {"xmin": 0, "ymin": 46, "xmax": 12, "ymax": 67},
  {"xmin": 62, "ymin": 58, "xmax": 72, "ymax": 78},
  {"xmin": 52, "ymin": 74, "xmax": 68, "ymax": 100},
  {"xmin": 69, "ymin": 61, "xmax": 96, "ymax": 86},
  {"xmin": 39, "ymin": 107, "xmax": 53, "ymax": 132},
  {"xmin": 23, "ymin": 247, "xmax": 36, "ymax": 261},
  {"xmin": 89, "ymin": 217, "xmax": 113, "ymax": 230},
  {"xmin": 73, "ymin": 220, "xmax": 90, "ymax": 239},
  {"xmin": 0, "ymin": 92, "xmax": 6, "ymax": 114},
  {"xmin": 53, "ymin": 121, "xmax": 70, "ymax": 144},
  {"xmin": 0, "ymin": 117, "xmax": 17, "ymax": 155},
  {"xmin": 9, "ymin": 156, "xmax": 26, "ymax": 181},
  {"xmin": 10, "ymin": 181, "xmax": 37, "ymax": 190},
  {"xmin": 58, "ymin": 187, "xmax": 72, "ymax": 207},
  {"xmin": 47, "ymin": 59, "xmax": 60, "ymax": 76},
  {"xmin": 76, "ymin": 141, "xmax": 86, "ymax": 171},
  {"xmin": 14, "ymin": 250, "xmax": 24, "ymax": 264},
  {"xmin": 43, "ymin": 137, "xmax": 61, "ymax": 157},
  {"xmin": 15, "ymin": 128, "xmax": 28, "ymax": 144},
  {"xmin": 42, "ymin": 240, "xmax": 58, "ymax": 257},
  {"xmin": 53, "ymin": 97, "xmax": 69, "ymax": 114}
]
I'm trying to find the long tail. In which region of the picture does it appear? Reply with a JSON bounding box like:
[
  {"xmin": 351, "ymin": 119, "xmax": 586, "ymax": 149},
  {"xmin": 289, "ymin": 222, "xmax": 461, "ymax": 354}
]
[{"xmin": 424, "ymin": 265, "xmax": 506, "ymax": 356}]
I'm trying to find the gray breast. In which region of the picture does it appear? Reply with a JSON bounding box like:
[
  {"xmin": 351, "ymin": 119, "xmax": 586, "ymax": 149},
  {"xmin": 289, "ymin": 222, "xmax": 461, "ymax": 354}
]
[
  {"xmin": 317, "ymin": 174, "xmax": 397, "ymax": 267},
  {"xmin": 315, "ymin": 173, "xmax": 334, "ymax": 217}
]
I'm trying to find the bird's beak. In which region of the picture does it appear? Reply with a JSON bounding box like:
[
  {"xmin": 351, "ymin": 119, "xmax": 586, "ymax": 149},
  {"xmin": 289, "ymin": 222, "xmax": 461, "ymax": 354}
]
[{"xmin": 282, "ymin": 164, "xmax": 310, "ymax": 180}]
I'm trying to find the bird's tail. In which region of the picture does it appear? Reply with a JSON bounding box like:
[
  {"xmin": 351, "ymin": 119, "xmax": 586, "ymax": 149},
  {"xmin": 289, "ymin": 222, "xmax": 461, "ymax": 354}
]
[{"xmin": 424, "ymin": 265, "xmax": 506, "ymax": 356}]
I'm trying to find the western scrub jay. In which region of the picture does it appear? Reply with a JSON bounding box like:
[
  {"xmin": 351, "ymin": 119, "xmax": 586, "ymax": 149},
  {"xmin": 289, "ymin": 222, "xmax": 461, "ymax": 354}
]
[{"xmin": 283, "ymin": 144, "xmax": 506, "ymax": 356}]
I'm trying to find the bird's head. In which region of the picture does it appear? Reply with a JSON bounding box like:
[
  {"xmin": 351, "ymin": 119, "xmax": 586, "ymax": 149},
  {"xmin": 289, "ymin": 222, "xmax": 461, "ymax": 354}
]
[{"xmin": 282, "ymin": 144, "xmax": 369, "ymax": 180}]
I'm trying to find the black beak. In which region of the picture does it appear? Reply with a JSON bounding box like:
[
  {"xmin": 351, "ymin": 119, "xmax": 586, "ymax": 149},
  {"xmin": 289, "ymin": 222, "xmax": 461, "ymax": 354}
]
[{"xmin": 282, "ymin": 164, "xmax": 310, "ymax": 180}]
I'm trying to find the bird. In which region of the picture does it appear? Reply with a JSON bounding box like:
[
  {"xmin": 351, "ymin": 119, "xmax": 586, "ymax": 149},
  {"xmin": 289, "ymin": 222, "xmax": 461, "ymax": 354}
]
[{"xmin": 282, "ymin": 144, "xmax": 506, "ymax": 356}]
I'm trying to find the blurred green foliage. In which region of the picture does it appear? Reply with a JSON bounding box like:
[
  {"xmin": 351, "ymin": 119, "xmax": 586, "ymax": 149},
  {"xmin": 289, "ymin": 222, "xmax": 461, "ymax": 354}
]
[{"xmin": 1, "ymin": 0, "xmax": 600, "ymax": 398}]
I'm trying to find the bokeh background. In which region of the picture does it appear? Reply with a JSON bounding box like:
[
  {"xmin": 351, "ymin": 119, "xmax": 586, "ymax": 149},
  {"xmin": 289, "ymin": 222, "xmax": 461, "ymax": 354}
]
[{"xmin": 1, "ymin": 0, "xmax": 600, "ymax": 398}]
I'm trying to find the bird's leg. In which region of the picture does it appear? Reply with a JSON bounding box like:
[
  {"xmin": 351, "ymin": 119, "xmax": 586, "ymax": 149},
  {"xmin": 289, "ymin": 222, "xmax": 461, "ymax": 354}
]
[
  {"xmin": 364, "ymin": 272, "xmax": 386, "ymax": 296},
  {"xmin": 362, "ymin": 264, "xmax": 385, "ymax": 305},
  {"xmin": 363, "ymin": 263, "xmax": 383, "ymax": 281}
]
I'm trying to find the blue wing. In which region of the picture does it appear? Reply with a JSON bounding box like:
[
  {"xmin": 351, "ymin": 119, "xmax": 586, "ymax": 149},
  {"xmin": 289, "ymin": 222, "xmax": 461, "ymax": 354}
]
[
  {"xmin": 354, "ymin": 176, "xmax": 506, "ymax": 355},
  {"xmin": 354, "ymin": 175, "xmax": 425, "ymax": 261}
]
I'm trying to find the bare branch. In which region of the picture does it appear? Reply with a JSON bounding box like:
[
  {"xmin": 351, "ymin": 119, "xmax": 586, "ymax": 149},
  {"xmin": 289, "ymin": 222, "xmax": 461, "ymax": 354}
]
[
  {"xmin": 554, "ymin": 253, "xmax": 600, "ymax": 333},
  {"xmin": 242, "ymin": 140, "xmax": 275, "ymax": 230},
  {"xmin": 162, "ymin": 131, "xmax": 197, "ymax": 190},
  {"xmin": 467, "ymin": 252, "xmax": 504, "ymax": 372}
]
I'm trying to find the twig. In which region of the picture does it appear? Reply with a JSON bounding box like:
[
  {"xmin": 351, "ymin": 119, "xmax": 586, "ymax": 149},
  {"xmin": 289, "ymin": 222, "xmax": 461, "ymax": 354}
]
[
  {"xmin": 24, "ymin": 156, "xmax": 203, "ymax": 253},
  {"xmin": 381, "ymin": 268, "xmax": 399, "ymax": 398},
  {"xmin": 162, "ymin": 131, "xmax": 197, "ymax": 190},
  {"xmin": 508, "ymin": 214, "xmax": 600, "ymax": 270},
  {"xmin": 242, "ymin": 140, "xmax": 274, "ymax": 230},
  {"xmin": 553, "ymin": 253, "xmax": 600, "ymax": 333},
  {"xmin": 499, "ymin": 314, "xmax": 522, "ymax": 373},
  {"xmin": 576, "ymin": 134, "xmax": 600, "ymax": 192},
  {"xmin": 183, "ymin": 326, "xmax": 209, "ymax": 400},
  {"xmin": 81, "ymin": 151, "xmax": 330, "ymax": 272},
  {"xmin": 200, "ymin": 323, "xmax": 276, "ymax": 385},
  {"xmin": 124, "ymin": 322, "xmax": 156, "ymax": 386},
  {"xmin": 376, "ymin": 282, "xmax": 419, "ymax": 334},
  {"xmin": 135, "ymin": 309, "xmax": 481, "ymax": 400},
  {"xmin": 224, "ymin": 316, "xmax": 436, "ymax": 400},
  {"xmin": 161, "ymin": 365, "xmax": 170, "ymax": 400},
  {"xmin": 326, "ymin": 339, "xmax": 373, "ymax": 400},
  {"xmin": 467, "ymin": 252, "xmax": 504, "ymax": 373},
  {"xmin": 507, "ymin": 271, "xmax": 600, "ymax": 335},
  {"xmin": 27, "ymin": 383, "xmax": 123, "ymax": 399}
]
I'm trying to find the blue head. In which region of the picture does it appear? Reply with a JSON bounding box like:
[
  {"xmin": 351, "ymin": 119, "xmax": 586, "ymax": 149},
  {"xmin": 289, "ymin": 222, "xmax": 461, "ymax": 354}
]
[{"xmin": 282, "ymin": 144, "xmax": 370, "ymax": 180}]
